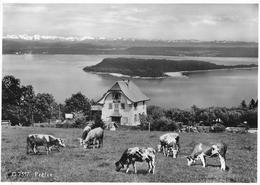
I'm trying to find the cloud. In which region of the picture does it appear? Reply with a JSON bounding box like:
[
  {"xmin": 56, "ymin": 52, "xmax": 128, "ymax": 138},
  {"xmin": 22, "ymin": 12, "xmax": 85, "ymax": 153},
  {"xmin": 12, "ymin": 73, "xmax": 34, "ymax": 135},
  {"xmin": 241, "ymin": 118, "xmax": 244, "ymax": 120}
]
[
  {"xmin": 191, "ymin": 17, "xmax": 217, "ymax": 26},
  {"xmin": 4, "ymin": 4, "xmax": 48, "ymax": 13},
  {"xmin": 3, "ymin": 4, "xmax": 258, "ymax": 41}
]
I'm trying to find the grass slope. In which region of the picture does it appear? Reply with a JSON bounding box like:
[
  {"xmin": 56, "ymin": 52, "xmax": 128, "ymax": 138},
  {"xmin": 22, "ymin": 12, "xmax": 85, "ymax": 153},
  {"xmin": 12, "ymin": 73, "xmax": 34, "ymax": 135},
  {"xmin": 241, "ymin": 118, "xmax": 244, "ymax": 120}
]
[
  {"xmin": 1, "ymin": 126, "xmax": 257, "ymax": 182},
  {"xmin": 83, "ymin": 58, "xmax": 257, "ymax": 77}
]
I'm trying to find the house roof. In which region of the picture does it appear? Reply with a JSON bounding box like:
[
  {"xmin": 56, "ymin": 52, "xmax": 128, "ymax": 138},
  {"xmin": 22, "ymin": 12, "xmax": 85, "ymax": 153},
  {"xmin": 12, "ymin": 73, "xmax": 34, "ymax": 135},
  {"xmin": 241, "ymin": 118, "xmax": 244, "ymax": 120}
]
[{"xmin": 98, "ymin": 80, "xmax": 150, "ymax": 104}]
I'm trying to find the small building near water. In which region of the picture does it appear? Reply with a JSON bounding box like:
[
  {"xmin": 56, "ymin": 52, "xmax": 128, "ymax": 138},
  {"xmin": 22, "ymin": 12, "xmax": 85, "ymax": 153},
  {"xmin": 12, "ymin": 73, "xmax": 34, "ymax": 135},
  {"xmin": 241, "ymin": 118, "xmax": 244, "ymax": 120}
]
[{"xmin": 92, "ymin": 80, "xmax": 150, "ymax": 126}]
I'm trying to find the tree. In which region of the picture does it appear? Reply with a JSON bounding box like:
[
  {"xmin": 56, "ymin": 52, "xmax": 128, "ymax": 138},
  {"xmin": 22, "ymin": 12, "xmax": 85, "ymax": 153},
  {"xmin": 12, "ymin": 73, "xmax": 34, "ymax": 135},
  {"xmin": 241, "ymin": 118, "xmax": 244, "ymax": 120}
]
[
  {"xmin": 244, "ymin": 109, "xmax": 257, "ymax": 128},
  {"xmin": 191, "ymin": 105, "xmax": 201, "ymax": 123},
  {"xmin": 34, "ymin": 93, "xmax": 57, "ymax": 123},
  {"xmin": 19, "ymin": 85, "xmax": 36, "ymax": 126},
  {"xmin": 64, "ymin": 92, "xmax": 91, "ymax": 116},
  {"xmin": 147, "ymin": 105, "xmax": 165, "ymax": 120},
  {"xmin": 249, "ymin": 99, "xmax": 257, "ymax": 109},
  {"xmin": 227, "ymin": 110, "xmax": 242, "ymax": 127},
  {"xmin": 2, "ymin": 75, "xmax": 22, "ymax": 105},
  {"xmin": 240, "ymin": 100, "xmax": 247, "ymax": 109},
  {"xmin": 2, "ymin": 75, "xmax": 23, "ymax": 125}
]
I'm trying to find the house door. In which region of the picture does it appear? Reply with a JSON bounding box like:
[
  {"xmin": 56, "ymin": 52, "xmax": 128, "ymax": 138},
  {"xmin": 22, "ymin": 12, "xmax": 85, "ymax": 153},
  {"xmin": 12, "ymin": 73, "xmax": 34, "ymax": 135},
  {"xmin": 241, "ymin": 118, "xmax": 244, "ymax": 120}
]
[{"xmin": 111, "ymin": 116, "xmax": 121, "ymax": 124}]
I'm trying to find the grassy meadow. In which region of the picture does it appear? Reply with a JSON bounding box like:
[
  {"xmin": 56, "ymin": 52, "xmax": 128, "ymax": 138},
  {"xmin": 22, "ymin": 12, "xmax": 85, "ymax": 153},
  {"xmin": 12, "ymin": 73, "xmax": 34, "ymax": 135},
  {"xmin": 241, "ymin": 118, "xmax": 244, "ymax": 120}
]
[{"xmin": 1, "ymin": 126, "xmax": 257, "ymax": 182}]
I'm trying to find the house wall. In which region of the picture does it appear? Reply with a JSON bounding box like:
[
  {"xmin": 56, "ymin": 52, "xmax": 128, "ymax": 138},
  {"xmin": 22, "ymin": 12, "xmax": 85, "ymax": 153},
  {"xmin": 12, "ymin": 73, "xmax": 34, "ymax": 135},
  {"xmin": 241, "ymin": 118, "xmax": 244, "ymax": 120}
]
[
  {"xmin": 100, "ymin": 91, "xmax": 147, "ymax": 126},
  {"xmin": 132, "ymin": 101, "xmax": 147, "ymax": 125}
]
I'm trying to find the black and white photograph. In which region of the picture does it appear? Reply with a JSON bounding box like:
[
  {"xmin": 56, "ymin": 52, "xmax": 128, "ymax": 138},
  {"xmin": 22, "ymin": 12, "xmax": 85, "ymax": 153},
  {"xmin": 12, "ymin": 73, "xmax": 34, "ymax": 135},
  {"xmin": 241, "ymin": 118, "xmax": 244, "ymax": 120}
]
[{"xmin": 1, "ymin": 1, "xmax": 258, "ymax": 182}]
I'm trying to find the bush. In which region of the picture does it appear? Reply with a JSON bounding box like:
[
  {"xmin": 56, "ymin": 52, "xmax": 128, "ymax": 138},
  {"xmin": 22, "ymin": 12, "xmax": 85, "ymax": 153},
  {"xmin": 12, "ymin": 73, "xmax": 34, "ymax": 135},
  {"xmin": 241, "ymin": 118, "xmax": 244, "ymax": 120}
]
[
  {"xmin": 72, "ymin": 116, "xmax": 88, "ymax": 128},
  {"xmin": 151, "ymin": 117, "xmax": 179, "ymax": 131},
  {"xmin": 55, "ymin": 113, "xmax": 104, "ymax": 129}
]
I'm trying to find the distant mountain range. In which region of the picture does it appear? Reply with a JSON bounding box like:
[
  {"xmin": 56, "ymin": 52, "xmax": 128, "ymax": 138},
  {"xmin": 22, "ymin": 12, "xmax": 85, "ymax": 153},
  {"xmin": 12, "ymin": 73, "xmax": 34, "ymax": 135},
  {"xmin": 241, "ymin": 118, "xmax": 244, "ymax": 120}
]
[{"xmin": 2, "ymin": 34, "xmax": 258, "ymax": 57}]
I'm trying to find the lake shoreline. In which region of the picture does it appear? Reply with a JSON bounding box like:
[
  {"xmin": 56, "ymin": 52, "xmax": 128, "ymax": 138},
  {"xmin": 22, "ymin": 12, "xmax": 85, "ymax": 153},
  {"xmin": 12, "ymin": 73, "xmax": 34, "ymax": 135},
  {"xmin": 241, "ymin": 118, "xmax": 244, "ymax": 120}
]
[{"xmin": 86, "ymin": 66, "xmax": 258, "ymax": 79}]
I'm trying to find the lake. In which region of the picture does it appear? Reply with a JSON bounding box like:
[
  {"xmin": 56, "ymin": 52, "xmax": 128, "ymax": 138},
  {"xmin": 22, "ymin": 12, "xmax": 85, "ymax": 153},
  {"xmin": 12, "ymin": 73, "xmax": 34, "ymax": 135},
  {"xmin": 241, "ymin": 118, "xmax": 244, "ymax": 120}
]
[{"xmin": 2, "ymin": 54, "xmax": 258, "ymax": 109}]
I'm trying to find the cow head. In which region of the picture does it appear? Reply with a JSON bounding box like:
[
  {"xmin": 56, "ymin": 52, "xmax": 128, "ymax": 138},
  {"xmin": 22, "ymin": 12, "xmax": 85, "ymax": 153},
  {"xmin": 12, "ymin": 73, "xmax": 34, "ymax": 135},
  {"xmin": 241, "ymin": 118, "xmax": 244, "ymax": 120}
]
[
  {"xmin": 83, "ymin": 140, "xmax": 91, "ymax": 149},
  {"xmin": 79, "ymin": 138, "xmax": 83, "ymax": 146},
  {"xmin": 171, "ymin": 148, "xmax": 178, "ymax": 158},
  {"xmin": 157, "ymin": 144, "xmax": 162, "ymax": 152},
  {"xmin": 115, "ymin": 161, "xmax": 124, "ymax": 172},
  {"xmin": 56, "ymin": 138, "xmax": 65, "ymax": 147},
  {"xmin": 186, "ymin": 156, "xmax": 196, "ymax": 166},
  {"xmin": 210, "ymin": 145, "xmax": 220, "ymax": 157}
]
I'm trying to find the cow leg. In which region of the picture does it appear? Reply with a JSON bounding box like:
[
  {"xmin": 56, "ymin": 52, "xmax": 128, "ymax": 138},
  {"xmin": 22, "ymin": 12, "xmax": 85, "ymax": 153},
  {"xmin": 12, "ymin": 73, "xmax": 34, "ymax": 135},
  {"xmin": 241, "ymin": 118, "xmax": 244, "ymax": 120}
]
[
  {"xmin": 147, "ymin": 161, "xmax": 152, "ymax": 173},
  {"xmin": 167, "ymin": 146, "xmax": 171, "ymax": 157},
  {"xmin": 132, "ymin": 162, "xmax": 137, "ymax": 174},
  {"xmin": 33, "ymin": 145, "xmax": 38, "ymax": 154},
  {"xmin": 125, "ymin": 163, "xmax": 130, "ymax": 173},
  {"xmin": 56, "ymin": 146, "xmax": 60, "ymax": 152},
  {"xmin": 96, "ymin": 139, "xmax": 100, "ymax": 148},
  {"xmin": 93, "ymin": 138, "xmax": 96, "ymax": 149},
  {"xmin": 176, "ymin": 145, "xmax": 180, "ymax": 157},
  {"xmin": 44, "ymin": 143, "xmax": 49, "ymax": 155},
  {"xmin": 173, "ymin": 152, "xmax": 177, "ymax": 159},
  {"xmin": 162, "ymin": 146, "xmax": 166, "ymax": 156},
  {"xmin": 199, "ymin": 154, "xmax": 206, "ymax": 167},
  {"xmin": 219, "ymin": 155, "xmax": 226, "ymax": 171},
  {"xmin": 165, "ymin": 147, "xmax": 168, "ymax": 157},
  {"xmin": 151, "ymin": 159, "xmax": 155, "ymax": 174},
  {"xmin": 164, "ymin": 146, "xmax": 168, "ymax": 157}
]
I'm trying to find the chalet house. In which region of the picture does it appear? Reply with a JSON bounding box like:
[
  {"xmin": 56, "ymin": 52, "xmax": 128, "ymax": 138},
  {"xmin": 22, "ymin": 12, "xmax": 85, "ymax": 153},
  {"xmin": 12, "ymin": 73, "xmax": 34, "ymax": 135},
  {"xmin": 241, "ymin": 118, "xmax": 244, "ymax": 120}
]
[{"xmin": 94, "ymin": 80, "xmax": 150, "ymax": 126}]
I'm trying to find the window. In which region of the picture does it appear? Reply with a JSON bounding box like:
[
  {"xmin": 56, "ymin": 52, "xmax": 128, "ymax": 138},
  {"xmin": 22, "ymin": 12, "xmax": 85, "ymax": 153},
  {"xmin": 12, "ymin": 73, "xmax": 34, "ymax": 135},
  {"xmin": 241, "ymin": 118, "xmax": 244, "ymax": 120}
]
[
  {"xmin": 143, "ymin": 101, "xmax": 145, "ymax": 109},
  {"xmin": 121, "ymin": 103, "xmax": 125, "ymax": 109},
  {"xmin": 114, "ymin": 103, "xmax": 119, "ymax": 109},
  {"xmin": 134, "ymin": 114, "xmax": 137, "ymax": 122},
  {"xmin": 112, "ymin": 93, "xmax": 121, "ymax": 100},
  {"xmin": 134, "ymin": 103, "xmax": 137, "ymax": 110},
  {"xmin": 109, "ymin": 103, "xmax": 112, "ymax": 109}
]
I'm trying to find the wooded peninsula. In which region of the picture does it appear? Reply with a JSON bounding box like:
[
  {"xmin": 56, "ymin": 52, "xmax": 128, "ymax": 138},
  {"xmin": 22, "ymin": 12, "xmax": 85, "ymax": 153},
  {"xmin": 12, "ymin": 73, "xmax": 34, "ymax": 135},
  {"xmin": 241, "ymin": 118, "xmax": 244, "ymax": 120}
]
[{"xmin": 83, "ymin": 58, "xmax": 257, "ymax": 77}]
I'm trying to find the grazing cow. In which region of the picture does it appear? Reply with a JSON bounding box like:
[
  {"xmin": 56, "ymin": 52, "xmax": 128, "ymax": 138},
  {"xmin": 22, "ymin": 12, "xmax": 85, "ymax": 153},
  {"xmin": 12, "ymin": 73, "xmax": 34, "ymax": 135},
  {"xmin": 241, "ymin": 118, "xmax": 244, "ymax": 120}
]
[
  {"xmin": 186, "ymin": 142, "xmax": 227, "ymax": 170},
  {"xmin": 79, "ymin": 125, "xmax": 92, "ymax": 145},
  {"xmin": 27, "ymin": 134, "xmax": 65, "ymax": 155},
  {"xmin": 159, "ymin": 133, "xmax": 180, "ymax": 158},
  {"xmin": 83, "ymin": 127, "xmax": 104, "ymax": 149},
  {"xmin": 115, "ymin": 147, "xmax": 156, "ymax": 174}
]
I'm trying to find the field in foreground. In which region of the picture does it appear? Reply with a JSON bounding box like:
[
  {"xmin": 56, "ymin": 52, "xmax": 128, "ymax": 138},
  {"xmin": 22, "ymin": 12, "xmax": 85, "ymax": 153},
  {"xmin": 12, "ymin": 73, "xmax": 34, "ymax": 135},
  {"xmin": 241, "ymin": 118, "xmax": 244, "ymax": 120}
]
[{"xmin": 1, "ymin": 126, "xmax": 257, "ymax": 182}]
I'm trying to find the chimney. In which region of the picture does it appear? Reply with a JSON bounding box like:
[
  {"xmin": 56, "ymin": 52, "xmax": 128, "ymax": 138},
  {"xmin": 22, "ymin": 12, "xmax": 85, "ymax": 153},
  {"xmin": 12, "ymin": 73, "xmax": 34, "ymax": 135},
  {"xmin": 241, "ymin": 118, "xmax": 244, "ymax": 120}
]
[{"xmin": 124, "ymin": 79, "xmax": 130, "ymax": 86}]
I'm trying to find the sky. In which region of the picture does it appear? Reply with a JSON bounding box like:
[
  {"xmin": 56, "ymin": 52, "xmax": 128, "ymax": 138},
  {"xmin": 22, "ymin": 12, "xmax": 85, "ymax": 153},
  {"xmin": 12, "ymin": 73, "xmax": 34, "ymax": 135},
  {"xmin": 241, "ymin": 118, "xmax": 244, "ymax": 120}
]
[{"xmin": 3, "ymin": 3, "xmax": 258, "ymax": 41}]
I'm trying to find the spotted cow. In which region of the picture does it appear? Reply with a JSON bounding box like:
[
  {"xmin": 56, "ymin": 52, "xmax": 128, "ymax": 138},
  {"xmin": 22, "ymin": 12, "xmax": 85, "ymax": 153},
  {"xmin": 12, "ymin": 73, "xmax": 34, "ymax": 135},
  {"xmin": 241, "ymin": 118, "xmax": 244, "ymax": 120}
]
[
  {"xmin": 27, "ymin": 134, "xmax": 65, "ymax": 155},
  {"xmin": 186, "ymin": 142, "xmax": 227, "ymax": 170},
  {"xmin": 115, "ymin": 147, "xmax": 156, "ymax": 174}
]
